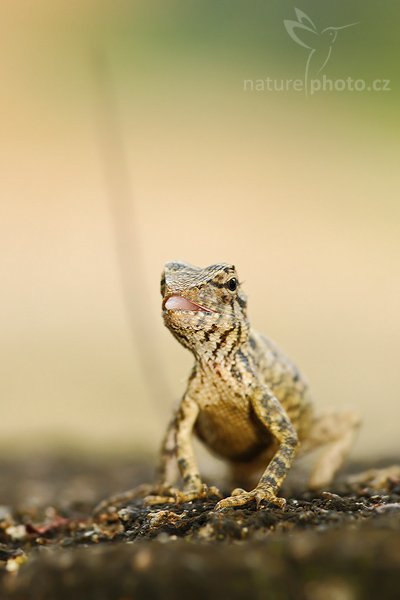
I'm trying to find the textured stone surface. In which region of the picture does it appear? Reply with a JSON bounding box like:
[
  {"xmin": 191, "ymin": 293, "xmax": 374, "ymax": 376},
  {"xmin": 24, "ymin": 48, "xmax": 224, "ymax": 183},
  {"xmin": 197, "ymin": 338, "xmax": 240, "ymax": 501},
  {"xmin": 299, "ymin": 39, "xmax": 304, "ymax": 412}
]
[{"xmin": 0, "ymin": 456, "xmax": 399, "ymax": 600}]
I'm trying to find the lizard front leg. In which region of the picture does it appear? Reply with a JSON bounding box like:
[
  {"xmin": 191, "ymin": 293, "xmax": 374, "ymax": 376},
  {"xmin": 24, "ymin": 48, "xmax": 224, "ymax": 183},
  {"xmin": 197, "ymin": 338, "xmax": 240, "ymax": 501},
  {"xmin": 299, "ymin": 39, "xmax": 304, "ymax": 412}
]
[
  {"xmin": 176, "ymin": 394, "xmax": 202, "ymax": 490},
  {"xmin": 216, "ymin": 386, "xmax": 298, "ymax": 510},
  {"xmin": 155, "ymin": 410, "xmax": 179, "ymax": 488},
  {"xmin": 145, "ymin": 394, "xmax": 220, "ymax": 505},
  {"xmin": 94, "ymin": 397, "xmax": 218, "ymax": 513}
]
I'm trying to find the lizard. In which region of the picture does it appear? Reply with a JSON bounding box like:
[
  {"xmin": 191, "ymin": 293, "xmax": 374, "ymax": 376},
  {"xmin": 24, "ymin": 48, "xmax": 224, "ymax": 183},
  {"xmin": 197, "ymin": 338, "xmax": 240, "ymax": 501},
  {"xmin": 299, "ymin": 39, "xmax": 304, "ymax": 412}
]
[
  {"xmin": 96, "ymin": 261, "xmax": 361, "ymax": 512},
  {"xmin": 152, "ymin": 261, "xmax": 361, "ymax": 509}
]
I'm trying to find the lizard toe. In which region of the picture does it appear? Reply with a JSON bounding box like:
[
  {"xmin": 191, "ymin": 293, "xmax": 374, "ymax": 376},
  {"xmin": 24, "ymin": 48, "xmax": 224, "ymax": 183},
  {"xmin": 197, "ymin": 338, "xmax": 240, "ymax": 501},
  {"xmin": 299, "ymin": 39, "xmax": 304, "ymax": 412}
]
[
  {"xmin": 215, "ymin": 487, "xmax": 286, "ymax": 511},
  {"xmin": 231, "ymin": 487, "xmax": 247, "ymax": 496},
  {"xmin": 253, "ymin": 486, "xmax": 286, "ymax": 509},
  {"xmin": 145, "ymin": 484, "xmax": 221, "ymax": 506},
  {"xmin": 215, "ymin": 491, "xmax": 255, "ymax": 510}
]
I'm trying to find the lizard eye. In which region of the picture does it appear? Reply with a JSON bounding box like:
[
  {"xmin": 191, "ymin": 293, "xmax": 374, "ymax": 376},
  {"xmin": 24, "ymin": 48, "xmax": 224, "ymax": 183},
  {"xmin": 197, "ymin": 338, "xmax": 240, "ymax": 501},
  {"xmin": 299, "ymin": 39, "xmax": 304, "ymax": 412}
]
[{"xmin": 227, "ymin": 277, "xmax": 238, "ymax": 292}]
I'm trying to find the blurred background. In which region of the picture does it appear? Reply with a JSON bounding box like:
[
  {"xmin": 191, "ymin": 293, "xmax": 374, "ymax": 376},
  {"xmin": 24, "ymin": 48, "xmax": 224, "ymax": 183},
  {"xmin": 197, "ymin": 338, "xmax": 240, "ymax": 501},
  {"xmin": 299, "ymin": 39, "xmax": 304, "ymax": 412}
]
[{"xmin": 1, "ymin": 1, "xmax": 399, "ymax": 465}]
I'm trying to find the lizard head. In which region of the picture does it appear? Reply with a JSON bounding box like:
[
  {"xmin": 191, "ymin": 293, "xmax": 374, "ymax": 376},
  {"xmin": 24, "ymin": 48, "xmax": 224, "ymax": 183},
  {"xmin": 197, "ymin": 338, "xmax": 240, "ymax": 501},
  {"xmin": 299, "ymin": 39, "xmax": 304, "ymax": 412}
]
[{"xmin": 161, "ymin": 261, "xmax": 248, "ymax": 358}]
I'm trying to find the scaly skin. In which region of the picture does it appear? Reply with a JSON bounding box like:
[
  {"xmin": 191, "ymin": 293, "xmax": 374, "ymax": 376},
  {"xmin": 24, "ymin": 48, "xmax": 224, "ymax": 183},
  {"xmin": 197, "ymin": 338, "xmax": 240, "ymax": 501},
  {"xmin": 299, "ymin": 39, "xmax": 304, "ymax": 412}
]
[{"xmin": 154, "ymin": 261, "xmax": 360, "ymax": 510}]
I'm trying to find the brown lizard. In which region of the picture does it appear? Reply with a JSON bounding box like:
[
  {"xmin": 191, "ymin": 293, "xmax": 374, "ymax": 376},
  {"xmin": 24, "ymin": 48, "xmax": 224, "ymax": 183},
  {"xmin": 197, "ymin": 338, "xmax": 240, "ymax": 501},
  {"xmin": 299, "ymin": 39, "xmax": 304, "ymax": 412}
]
[
  {"xmin": 147, "ymin": 261, "xmax": 361, "ymax": 509},
  {"xmin": 96, "ymin": 261, "xmax": 361, "ymax": 512}
]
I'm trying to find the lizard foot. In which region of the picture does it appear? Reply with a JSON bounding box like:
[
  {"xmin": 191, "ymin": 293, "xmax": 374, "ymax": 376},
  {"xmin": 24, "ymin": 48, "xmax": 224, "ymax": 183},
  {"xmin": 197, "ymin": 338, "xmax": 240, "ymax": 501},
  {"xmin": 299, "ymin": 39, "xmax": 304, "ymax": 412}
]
[
  {"xmin": 215, "ymin": 486, "xmax": 286, "ymax": 510},
  {"xmin": 145, "ymin": 484, "xmax": 222, "ymax": 506},
  {"xmin": 345, "ymin": 465, "xmax": 400, "ymax": 491}
]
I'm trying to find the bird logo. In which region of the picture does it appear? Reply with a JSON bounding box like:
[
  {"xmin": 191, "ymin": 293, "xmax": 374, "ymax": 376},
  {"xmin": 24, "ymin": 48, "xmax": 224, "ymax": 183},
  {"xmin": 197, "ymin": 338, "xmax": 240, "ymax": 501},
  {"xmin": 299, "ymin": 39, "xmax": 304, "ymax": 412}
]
[{"xmin": 284, "ymin": 8, "xmax": 359, "ymax": 95}]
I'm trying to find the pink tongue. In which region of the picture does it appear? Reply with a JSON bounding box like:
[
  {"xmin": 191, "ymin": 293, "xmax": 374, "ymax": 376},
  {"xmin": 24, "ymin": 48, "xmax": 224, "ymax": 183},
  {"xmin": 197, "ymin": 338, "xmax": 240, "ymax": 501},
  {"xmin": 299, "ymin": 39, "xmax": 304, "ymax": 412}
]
[{"xmin": 165, "ymin": 295, "xmax": 203, "ymax": 311}]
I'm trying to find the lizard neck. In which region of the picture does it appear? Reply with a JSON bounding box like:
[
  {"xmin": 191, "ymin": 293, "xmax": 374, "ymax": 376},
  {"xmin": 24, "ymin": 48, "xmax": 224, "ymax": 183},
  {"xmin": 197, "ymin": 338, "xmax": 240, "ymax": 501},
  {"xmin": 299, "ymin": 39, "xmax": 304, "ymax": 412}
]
[{"xmin": 192, "ymin": 317, "xmax": 251, "ymax": 368}]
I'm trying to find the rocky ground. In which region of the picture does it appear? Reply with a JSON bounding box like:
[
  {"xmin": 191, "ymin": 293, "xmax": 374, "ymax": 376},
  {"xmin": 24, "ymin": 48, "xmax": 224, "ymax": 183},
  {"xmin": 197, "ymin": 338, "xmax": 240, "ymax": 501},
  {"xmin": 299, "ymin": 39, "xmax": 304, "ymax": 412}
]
[{"xmin": 0, "ymin": 455, "xmax": 399, "ymax": 599}]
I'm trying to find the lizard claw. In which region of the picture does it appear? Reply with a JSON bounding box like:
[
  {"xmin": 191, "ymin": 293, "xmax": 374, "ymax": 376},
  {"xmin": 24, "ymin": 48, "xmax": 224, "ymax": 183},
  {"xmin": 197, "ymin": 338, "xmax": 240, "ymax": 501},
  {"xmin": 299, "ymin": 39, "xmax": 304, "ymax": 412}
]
[
  {"xmin": 215, "ymin": 486, "xmax": 286, "ymax": 511},
  {"xmin": 145, "ymin": 483, "xmax": 222, "ymax": 506}
]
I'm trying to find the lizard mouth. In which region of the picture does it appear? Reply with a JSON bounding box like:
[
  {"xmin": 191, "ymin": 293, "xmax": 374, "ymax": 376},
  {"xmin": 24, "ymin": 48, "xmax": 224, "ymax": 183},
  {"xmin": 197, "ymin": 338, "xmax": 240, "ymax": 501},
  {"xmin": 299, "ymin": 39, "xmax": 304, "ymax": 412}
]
[{"xmin": 163, "ymin": 295, "xmax": 215, "ymax": 313}]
